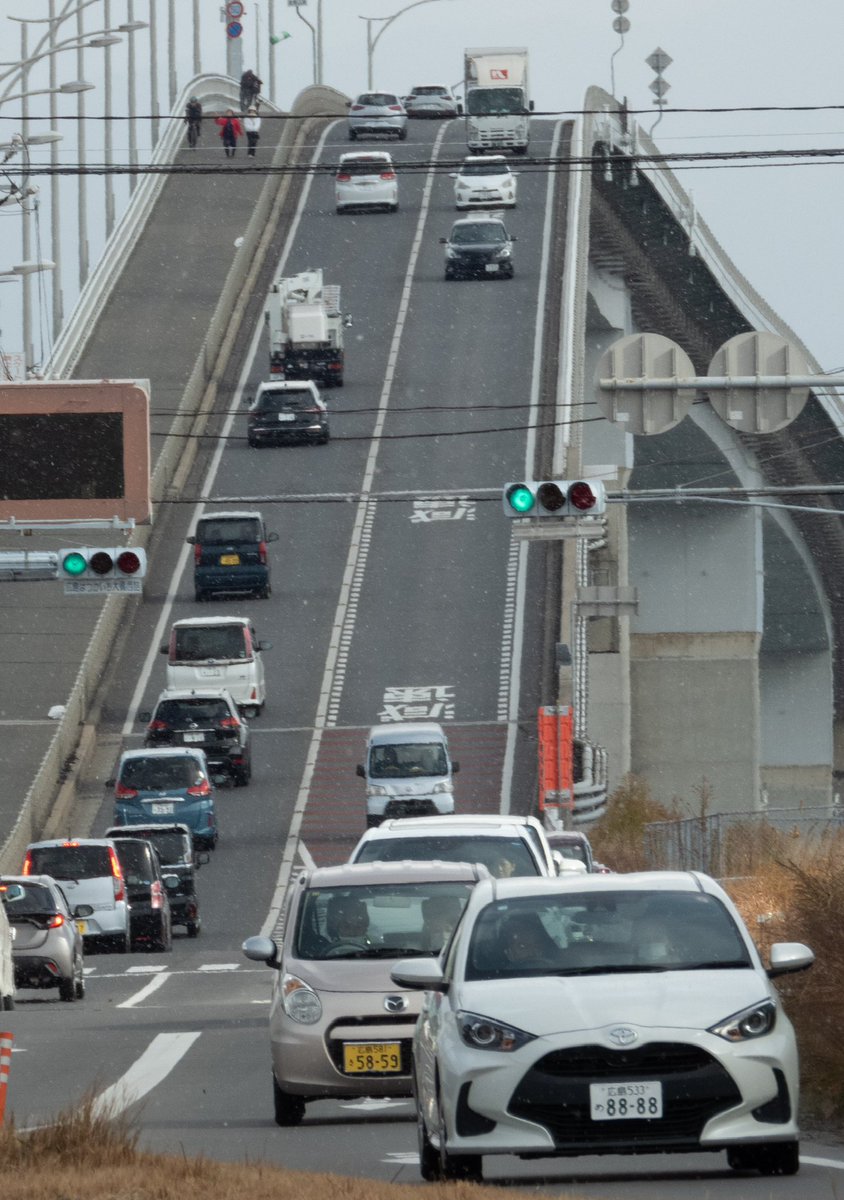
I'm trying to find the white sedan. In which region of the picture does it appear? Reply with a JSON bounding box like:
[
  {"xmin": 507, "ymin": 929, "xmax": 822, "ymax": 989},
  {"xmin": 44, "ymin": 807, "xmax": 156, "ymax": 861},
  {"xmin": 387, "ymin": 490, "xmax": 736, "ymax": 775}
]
[
  {"xmin": 451, "ymin": 155, "xmax": 518, "ymax": 209},
  {"xmin": 392, "ymin": 871, "xmax": 813, "ymax": 1184}
]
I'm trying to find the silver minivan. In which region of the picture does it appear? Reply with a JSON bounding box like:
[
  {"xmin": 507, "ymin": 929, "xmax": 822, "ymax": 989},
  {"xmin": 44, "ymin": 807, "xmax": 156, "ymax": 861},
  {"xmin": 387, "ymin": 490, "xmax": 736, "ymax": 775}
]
[
  {"xmin": 161, "ymin": 616, "xmax": 271, "ymax": 718},
  {"xmin": 356, "ymin": 721, "xmax": 458, "ymax": 826}
]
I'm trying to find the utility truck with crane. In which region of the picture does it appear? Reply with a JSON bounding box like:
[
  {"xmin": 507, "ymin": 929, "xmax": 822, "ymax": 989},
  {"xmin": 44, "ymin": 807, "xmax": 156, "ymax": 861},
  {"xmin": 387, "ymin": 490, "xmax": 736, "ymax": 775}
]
[{"xmin": 264, "ymin": 268, "xmax": 351, "ymax": 388}]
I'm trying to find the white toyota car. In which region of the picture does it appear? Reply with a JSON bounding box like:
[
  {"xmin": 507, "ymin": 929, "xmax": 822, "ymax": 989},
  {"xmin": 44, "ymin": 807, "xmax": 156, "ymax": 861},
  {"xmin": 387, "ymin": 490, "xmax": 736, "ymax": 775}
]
[{"xmin": 392, "ymin": 871, "xmax": 813, "ymax": 1183}]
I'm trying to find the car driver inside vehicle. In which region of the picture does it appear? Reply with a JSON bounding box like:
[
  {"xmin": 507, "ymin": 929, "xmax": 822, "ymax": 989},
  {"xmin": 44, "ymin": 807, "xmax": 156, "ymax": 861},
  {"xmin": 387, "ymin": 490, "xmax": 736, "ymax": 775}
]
[{"xmin": 325, "ymin": 895, "xmax": 371, "ymax": 945}]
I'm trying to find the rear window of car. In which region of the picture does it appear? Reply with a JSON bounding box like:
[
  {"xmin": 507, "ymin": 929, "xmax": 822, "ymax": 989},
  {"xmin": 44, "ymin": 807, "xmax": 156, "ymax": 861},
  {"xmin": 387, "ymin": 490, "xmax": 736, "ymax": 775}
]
[
  {"xmin": 173, "ymin": 625, "xmax": 247, "ymax": 661},
  {"xmin": 354, "ymin": 835, "xmax": 540, "ymax": 877},
  {"xmin": 339, "ymin": 157, "xmax": 391, "ymax": 177},
  {"xmin": 196, "ymin": 518, "xmax": 262, "ymax": 544},
  {"xmin": 0, "ymin": 881, "xmax": 57, "ymax": 914},
  {"xmin": 119, "ymin": 756, "xmax": 200, "ymax": 790},
  {"xmin": 412, "ymin": 86, "xmax": 447, "ymax": 97},
  {"xmin": 156, "ymin": 698, "xmax": 231, "ymax": 725},
  {"xmin": 357, "ymin": 93, "xmax": 398, "ymax": 106},
  {"xmin": 114, "ymin": 842, "xmax": 157, "ymax": 882},
  {"xmin": 26, "ymin": 845, "xmax": 112, "ymax": 880},
  {"xmin": 256, "ymin": 392, "xmax": 313, "ymax": 413},
  {"xmin": 117, "ymin": 829, "xmax": 189, "ymax": 865}
]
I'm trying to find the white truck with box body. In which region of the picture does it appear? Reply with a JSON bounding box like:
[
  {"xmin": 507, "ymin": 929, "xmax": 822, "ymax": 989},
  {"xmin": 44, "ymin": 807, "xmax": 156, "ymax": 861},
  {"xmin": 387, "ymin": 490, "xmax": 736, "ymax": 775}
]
[
  {"xmin": 264, "ymin": 268, "xmax": 350, "ymax": 388},
  {"xmin": 463, "ymin": 47, "xmax": 532, "ymax": 155}
]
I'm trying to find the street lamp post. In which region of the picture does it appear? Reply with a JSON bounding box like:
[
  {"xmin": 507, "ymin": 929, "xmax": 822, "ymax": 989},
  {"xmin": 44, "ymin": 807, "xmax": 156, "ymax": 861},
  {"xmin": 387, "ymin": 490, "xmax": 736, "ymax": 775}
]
[{"xmin": 359, "ymin": 0, "xmax": 453, "ymax": 91}]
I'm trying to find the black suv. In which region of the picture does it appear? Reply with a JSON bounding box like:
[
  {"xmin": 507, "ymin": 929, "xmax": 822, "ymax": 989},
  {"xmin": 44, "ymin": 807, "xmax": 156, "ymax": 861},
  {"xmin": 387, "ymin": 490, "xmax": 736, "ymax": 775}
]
[
  {"xmin": 187, "ymin": 509, "xmax": 278, "ymax": 601},
  {"xmin": 247, "ymin": 381, "xmax": 329, "ymax": 447},
  {"xmin": 140, "ymin": 688, "xmax": 252, "ymax": 786},
  {"xmin": 109, "ymin": 837, "xmax": 174, "ymax": 952},
  {"xmin": 441, "ymin": 215, "xmax": 516, "ymax": 280}
]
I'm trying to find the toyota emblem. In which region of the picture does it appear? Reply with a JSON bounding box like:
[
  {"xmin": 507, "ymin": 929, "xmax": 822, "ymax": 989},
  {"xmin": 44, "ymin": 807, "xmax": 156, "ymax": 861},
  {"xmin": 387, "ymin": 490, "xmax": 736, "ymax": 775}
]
[
  {"xmin": 608, "ymin": 1026, "xmax": 638, "ymax": 1046},
  {"xmin": 384, "ymin": 994, "xmax": 408, "ymax": 1013}
]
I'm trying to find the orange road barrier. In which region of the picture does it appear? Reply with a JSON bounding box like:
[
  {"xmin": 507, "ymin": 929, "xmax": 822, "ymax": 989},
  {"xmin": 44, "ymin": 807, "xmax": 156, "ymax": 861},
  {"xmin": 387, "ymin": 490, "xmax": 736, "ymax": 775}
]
[
  {"xmin": 0, "ymin": 1032, "xmax": 12, "ymax": 1125},
  {"xmin": 537, "ymin": 705, "xmax": 573, "ymax": 819}
]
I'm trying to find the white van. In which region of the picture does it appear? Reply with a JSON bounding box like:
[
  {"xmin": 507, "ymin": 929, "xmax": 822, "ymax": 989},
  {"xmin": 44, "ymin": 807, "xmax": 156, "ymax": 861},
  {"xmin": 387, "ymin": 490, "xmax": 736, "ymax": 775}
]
[
  {"xmin": 356, "ymin": 721, "xmax": 458, "ymax": 827},
  {"xmin": 161, "ymin": 616, "xmax": 271, "ymax": 718}
]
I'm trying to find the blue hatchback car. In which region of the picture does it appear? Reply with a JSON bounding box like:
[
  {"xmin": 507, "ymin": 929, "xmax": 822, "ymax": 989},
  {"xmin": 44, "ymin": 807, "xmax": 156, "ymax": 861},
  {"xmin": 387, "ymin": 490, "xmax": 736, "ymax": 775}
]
[{"xmin": 110, "ymin": 747, "xmax": 218, "ymax": 851}]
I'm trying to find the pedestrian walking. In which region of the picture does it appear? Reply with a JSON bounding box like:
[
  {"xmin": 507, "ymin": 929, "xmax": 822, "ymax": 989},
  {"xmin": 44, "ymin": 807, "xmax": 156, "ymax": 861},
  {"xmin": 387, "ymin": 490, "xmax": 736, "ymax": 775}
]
[
  {"xmin": 184, "ymin": 96, "xmax": 203, "ymax": 148},
  {"xmin": 215, "ymin": 109, "xmax": 243, "ymax": 158},
  {"xmin": 244, "ymin": 107, "xmax": 261, "ymax": 159},
  {"xmin": 239, "ymin": 69, "xmax": 262, "ymax": 112}
]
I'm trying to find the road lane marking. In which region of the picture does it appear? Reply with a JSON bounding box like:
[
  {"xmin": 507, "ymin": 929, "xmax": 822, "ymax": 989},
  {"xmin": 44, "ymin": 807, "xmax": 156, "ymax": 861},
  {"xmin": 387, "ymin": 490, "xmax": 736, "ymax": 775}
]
[
  {"xmin": 91, "ymin": 1032, "xmax": 201, "ymax": 1118},
  {"xmin": 117, "ymin": 971, "xmax": 171, "ymax": 1008}
]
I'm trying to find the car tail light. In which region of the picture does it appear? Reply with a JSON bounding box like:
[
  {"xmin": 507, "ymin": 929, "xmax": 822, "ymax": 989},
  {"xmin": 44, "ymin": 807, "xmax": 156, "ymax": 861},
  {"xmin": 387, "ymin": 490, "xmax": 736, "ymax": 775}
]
[
  {"xmin": 219, "ymin": 716, "xmax": 240, "ymax": 729},
  {"xmin": 350, "ymin": 104, "xmax": 364, "ymax": 111},
  {"xmin": 258, "ymin": 540, "xmax": 268, "ymax": 565},
  {"xmin": 150, "ymin": 880, "xmax": 164, "ymax": 910},
  {"xmin": 46, "ymin": 913, "xmax": 65, "ymax": 929},
  {"xmin": 147, "ymin": 719, "xmax": 169, "ymax": 732},
  {"xmin": 380, "ymin": 171, "xmax": 396, "ymax": 181},
  {"xmin": 388, "ymin": 105, "xmax": 402, "ymax": 111},
  {"xmin": 21, "ymin": 852, "xmax": 33, "ymax": 875},
  {"xmin": 108, "ymin": 846, "xmax": 126, "ymax": 903},
  {"xmin": 193, "ymin": 543, "xmax": 201, "ymax": 566},
  {"xmin": 115, "ymin": 780, "xmax": 139, "ymax": 799},
  {"xmin": 336, "ymin": 172, "xmax": 351, "ymax": 182},
  {"xmin": 187, "ymin": 779, "xmax": 211, "ymax": 797}
]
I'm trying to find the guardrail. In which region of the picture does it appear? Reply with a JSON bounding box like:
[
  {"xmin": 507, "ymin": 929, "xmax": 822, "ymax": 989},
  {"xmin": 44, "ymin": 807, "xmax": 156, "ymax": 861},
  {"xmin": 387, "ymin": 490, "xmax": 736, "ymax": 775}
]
[{"xmin": 0, "ymin": 83, "xmax": 348, "ymax": 872}]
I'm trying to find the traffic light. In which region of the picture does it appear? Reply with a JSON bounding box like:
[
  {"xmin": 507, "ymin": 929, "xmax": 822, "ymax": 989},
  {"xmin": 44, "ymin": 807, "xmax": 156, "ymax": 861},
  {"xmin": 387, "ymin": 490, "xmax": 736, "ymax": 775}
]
[
  {"xmin": 502, "ymin": 480, "xmax": 607, "ymax": 518},
  {"xmin": 59, "ymin": 547, "xmax": 147, "ymax": 590}
]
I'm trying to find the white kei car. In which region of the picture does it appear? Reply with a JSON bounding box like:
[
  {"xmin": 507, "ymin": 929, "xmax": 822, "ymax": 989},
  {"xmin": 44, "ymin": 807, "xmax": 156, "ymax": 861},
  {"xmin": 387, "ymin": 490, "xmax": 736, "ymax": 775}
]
[
  {"xmin": 335, "ymin": 151, "xmax": 398, "ymax": 214},
  {"xmin": 451, "ymin": 155, "xmax": 518, "ymax": 209},
  {"xmin": 392, "ymin": 871, "xmax": 814, "ymax": 1184}
]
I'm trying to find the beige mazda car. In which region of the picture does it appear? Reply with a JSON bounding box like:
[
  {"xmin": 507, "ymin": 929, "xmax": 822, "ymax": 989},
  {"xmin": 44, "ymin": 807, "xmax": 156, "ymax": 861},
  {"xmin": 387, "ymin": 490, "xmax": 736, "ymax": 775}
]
[{"xmin": 243, "ymin": 860, "xmax": 488, "ymax": 1125}]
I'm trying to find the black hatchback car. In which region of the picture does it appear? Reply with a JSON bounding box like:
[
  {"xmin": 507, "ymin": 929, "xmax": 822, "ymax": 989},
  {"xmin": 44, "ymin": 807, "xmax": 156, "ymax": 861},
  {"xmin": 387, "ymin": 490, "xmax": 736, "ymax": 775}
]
[
  {"xmin": 441, "ymin": 215, "xmax": 516, "ymax": 280},
  {"xmin": 187, "ymin": 509, "xmax": 278, "ymax": 601},
  {"xmin": 140, "ymin": 687, "xmax": 252, "ymax": 786},
  {"xmin": 247, "ymin": 381, "xmax": 329, "ymax": 447},
  {"xmin": 105, "ymin": 823, "xmax": 206, "ymax": 937},
  {"xmin": 109, "ymin": 837, "xmax": 174, "ymax": 952}
]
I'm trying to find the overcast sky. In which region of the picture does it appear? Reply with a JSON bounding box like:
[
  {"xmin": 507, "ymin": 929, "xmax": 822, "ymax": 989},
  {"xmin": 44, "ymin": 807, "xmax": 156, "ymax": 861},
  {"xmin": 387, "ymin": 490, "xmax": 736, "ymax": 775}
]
[{"xmin": 0, "ymin": 0, "xmax": 841, "ymax": 374}]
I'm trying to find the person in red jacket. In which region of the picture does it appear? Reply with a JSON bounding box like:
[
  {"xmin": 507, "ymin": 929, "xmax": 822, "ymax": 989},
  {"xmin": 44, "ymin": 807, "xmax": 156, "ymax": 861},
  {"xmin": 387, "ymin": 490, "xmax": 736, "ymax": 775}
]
[{"xmin": 215, "ymin": 109, "xmax": 243, "ymax": 158}]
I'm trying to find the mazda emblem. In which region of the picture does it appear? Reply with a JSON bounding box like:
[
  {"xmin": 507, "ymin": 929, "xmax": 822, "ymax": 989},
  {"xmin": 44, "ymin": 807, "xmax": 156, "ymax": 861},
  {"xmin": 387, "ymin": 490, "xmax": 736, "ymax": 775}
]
[{"xmin": 384, "ymin": 994, "xmax": 408, "ymax": 1013}]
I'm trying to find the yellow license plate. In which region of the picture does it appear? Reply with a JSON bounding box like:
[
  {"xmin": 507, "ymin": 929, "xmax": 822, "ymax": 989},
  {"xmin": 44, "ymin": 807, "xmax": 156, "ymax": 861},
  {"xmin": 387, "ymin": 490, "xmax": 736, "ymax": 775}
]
[
  {"xmin": 75, "ymin": 920, "xmax": 87, "ymax": 935},
  {"xmin": 342, "ymin": 1042, "xmax": 402, "ymax": 1074},
  {"xmin": 220, "ymin": 554, "xmax": 240, "ymax": 565}
]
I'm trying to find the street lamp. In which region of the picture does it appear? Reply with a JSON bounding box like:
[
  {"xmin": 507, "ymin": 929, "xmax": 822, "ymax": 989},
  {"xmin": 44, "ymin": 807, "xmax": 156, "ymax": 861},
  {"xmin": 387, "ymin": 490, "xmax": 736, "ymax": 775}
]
[{"xmin": 359, "ymin": 0, "xmax": 454, "ymax": 91}]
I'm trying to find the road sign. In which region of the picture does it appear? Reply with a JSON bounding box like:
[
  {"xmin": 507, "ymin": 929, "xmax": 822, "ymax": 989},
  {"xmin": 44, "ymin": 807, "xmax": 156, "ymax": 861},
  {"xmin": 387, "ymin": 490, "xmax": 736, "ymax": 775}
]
[
  {"xmin": 226, "ymin": 0, "xmax": 245, "ymax": 16},
  {"xmin": 707, "ymin": 332, "xmax": 810, "ymax": 434},
  {"xmin": 64, "ymin": 578, "xmax": 142, "ymax": 595},
  {"xmin": 226, "ymin": 20, "xmax": 243, "ymax": 38},
  {"xmin": 596, "ymin": 333, "xmax": 695, "ymax": 435}
]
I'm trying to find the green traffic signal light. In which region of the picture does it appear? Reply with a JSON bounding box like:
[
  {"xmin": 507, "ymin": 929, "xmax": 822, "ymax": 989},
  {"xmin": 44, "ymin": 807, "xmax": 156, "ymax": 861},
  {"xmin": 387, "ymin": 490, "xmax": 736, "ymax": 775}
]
[
  {"xmin": 61, "ymin": 551, "xmax": 87, "ymax": 577},
  {"xmin": 505, "ymin": 483, "xmax": 536, "ymax": 514}
]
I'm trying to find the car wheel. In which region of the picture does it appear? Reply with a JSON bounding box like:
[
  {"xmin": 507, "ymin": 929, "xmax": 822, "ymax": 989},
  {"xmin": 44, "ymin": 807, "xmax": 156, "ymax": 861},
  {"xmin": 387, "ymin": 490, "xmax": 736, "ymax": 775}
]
[
  {"xmin": 317, "ymin": 431, "xmax": 330, "ymax": 445},
  {"xmin": 247, "ymin": 436, "xmax": 261, "ymax": 448},
  {"xmin": 334, "ymin": 376, "xmax": 344, "ymax": 388},
  {"xmin": 728, "ymin": 1142, "xmax": 799, "ymax": 1176},
  {"xmin": 397, "ymin": 129, "xmax": 407, "ymax": 141},
  {"xmin": 151, "ymin": 917, "xmax": 172, "ymax": 954},
  {"xmin": 242, "ymin": 705, "xmax": 259, "ymax": 720},
  {"xmin": 437, "ymin": 1096, "xmax": 481, "ymax": 1182},
  {"xmin": 233, "ymin": 762, "xmax": 251, "ymax": 786},
  {"xmin": 273, "ymin": 1075, "xmax": 306, "ymax": 1127},
  {"xmin": 187, "ymin": 920, "xmax": 200, "ymax": 938},
  {"xmin": 105, "ymin": 931, "xmax": 131, "ymax": 954},
  {"xmin": 255, "ymin": 585, "xmax": 271, "ymax": 599},
  {"xmin": 58, "ymin": 975, "xmax": 77, "ymax": 1002},
  {"xmin": 75, "ymin": 971, "xmax": 86, "ymax": 1001},
  {"xmin": 417, "ymin": 1100, "xmax": 440, "ymax": 1181},
  {"xmin": 1, "ymin": 993, "xmax": 15, "ymax": 1011}
]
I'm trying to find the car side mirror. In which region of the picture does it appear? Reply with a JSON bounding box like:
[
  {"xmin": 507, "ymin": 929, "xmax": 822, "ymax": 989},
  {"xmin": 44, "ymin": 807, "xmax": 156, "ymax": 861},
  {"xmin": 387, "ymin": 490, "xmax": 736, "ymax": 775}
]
[
  {"xmin": 258, "ymin": 640, "xmax": 273, "ymax": 651},
  {"xmin": 138, "ymin": 710, "xmax": 151, "ymax": 723},
  {"xmin": 186, "ymin": 535, "xmax": 196, "ymax": 545},
  {"xmin": 451, "ymin": 761, "xmax": 460, "ymax": 774},
  {"xmin": 344, "ymin": 314, "xmax": 353, "ymax": 327},
  {"xmin": 267, "ymin": 531, "xmax": 280, "ymax": 543},
  {"xmin": 356, "ymin": 764, "xmax": 366, "ymax": 778},
  {"xmin": 448, "ymin": 172, "xmax": 457, "ymax": 179}
]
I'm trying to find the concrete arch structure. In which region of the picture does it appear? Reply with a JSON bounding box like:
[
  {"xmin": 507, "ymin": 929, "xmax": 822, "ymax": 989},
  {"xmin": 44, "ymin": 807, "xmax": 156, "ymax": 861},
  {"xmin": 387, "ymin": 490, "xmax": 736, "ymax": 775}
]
[{"xmin": 568, "ymin": 87, "xmax": 841, "ymax": 815}]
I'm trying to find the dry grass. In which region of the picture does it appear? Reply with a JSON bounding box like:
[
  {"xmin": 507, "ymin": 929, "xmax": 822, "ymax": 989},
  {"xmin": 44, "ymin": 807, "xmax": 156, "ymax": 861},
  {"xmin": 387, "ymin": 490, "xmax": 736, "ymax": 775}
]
[{"xmin": 0, "ymin": 1096, "xmax": 584, "ymax": 1200}]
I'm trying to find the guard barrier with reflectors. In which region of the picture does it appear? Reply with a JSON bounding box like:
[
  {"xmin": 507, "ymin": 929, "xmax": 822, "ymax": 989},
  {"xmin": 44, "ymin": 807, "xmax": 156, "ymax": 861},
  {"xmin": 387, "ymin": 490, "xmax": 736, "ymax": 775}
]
[{"xmin": 502, "ymin": 479, "xmax": 607, "ymax": 518}]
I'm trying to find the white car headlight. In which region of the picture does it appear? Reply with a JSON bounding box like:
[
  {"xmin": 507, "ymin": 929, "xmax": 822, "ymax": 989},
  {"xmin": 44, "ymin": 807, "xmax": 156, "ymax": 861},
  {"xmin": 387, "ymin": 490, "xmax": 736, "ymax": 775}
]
[
  {"xmin": 709, "ymin": 999, "xmax": 776, "ymax": 1042},
  {"xmin": 368, "ymin": 784, "xmax": 390, "ymax": 797},
  {"xmin": 492, "ymin": 246, "xmax": 511, "ymax": 260},
  {"xmin": 446, "ymin": 246, "xmax": 459, "ymax": 259},
  {"xmin": 457, "ymin": 1010, "xmax": 536, "ymax": 1052},
  {"xmin": 432, "ymin": 780, "xmax": 453, "ymax": 794},
  {"xmin": 281, "ymin": 973, "xmax": 322, "ymax": 1024}
]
